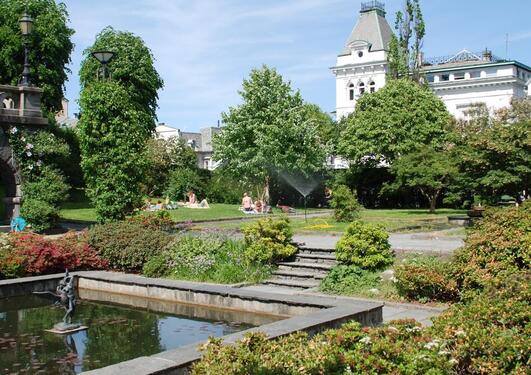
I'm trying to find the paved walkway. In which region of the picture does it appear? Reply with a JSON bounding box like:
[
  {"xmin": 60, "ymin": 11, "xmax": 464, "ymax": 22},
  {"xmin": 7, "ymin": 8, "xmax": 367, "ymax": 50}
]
[
  {"xmin": 239, "ymin": 284, "xmax": 445, "ymax": 326},
  {"xmin": 294, "ymin": 229, "xmax": 464, "ymax": 255}
]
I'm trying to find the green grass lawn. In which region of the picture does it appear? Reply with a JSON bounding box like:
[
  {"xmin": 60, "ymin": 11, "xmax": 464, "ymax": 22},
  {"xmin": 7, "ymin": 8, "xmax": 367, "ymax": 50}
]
[
  {"xmin": 60, "ymin": 191, "xmax": 326, "ymax": 223},
  {"xmin": 198, "ymin": 208, "xmax": 466, "ymax": 233}
]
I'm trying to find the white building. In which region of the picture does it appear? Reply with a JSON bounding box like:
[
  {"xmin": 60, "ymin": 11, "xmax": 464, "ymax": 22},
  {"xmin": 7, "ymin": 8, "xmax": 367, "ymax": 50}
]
[
  {"xmin": 332, "ymin": 1, "xmax": 531, "ymax": 120},
  {"xmin": 155, "ymin": 123, "xmax": 221, "ymax": 170}
]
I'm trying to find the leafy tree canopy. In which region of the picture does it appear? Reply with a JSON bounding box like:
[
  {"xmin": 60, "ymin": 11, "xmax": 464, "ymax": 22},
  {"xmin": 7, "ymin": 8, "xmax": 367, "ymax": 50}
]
[
  {"xmin": 339, "ymin": 79, "xmax": 449, "ymax": 165},
  {"xmin": 79, "ymin": 27, "xmax": 163, "ymax": 125},
  {"xmin": 214, "ymin": 66, "xmax": 327, "ymax": 201},
  {"xmin": 78, "ymin": 81, "xmax": 152, "ymax": 222},
  {"xmin": 0, "ymin": 0, "xmax": 74, "ymax": 112},
  {"xmin": 448, "ymin": 99, "xmax": 531, "ymax": 203},
  {"xmin": 385, "ymin": 146, "xmax": 459, "ymax": 212}
]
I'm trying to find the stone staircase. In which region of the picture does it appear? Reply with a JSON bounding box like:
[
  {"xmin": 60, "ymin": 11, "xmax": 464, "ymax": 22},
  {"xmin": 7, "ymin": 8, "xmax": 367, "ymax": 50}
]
[
  {"xmin": 263, "ymin": 247, "xmax": 338, "ymax": 290},
  {"xmin": 0, "ymin": 225, "xmax": 9, "ymax": 233}
]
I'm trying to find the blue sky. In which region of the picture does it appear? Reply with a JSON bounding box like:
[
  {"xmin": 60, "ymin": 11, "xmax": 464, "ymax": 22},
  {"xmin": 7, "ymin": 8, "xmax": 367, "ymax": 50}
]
[{"xmin": 62, "ymin": 0, "xmax": 531, "ymax": 132}]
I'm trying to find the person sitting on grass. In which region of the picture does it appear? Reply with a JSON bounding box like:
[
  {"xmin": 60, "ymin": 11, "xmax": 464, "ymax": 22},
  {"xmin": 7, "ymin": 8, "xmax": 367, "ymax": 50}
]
[
  {"xmin": 241, "ymin": 192, "xmax": 253, "ymax": 212},
  {"xmin": 254, "ymin": 199, "xmax": 263, "ymax": 214}
]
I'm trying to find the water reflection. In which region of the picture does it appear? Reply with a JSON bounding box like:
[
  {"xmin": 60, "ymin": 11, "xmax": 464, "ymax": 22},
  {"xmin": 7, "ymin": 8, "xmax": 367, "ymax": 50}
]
[{"xmin": 0, "ymin": 294, "xmax": 279, "ymax": 374}]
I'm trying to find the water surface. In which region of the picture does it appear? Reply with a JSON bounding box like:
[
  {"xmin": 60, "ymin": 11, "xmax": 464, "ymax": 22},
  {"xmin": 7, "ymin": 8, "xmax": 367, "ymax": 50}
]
[{"xmin": 0, "ymin": 294, "xmax": 279, "ymax": 374}]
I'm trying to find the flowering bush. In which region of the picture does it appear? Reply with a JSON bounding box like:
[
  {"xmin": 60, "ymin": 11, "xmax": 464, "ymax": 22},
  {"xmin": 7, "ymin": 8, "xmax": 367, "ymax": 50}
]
[
  {"xmin": 241, "ymin": 217, "xmax": 297, "ymax": 264},
  {"xmin": 335, "ymin": 221, "xmax": 394, "ymax": 271},
  {"xmin": 128, "ymin": 210, "xmax": 175, "ymax": 231},
  {"xmin": 451, "ymin": 203, "xmax": 530, "ymax": 298},
  {"xmin": 395, "ymin": 255, "xmax": 459, "ymax": 302},
  {"xmin": 0, "ymin": 232, "xmax": 107, "ymax": 278},
  {"xmin": 86, "ymin": 221, "xmax": 171, "ymax": 272},
  {"xmin": 7, "ymin": 127, "xmax": 71, "ymax": 232}
]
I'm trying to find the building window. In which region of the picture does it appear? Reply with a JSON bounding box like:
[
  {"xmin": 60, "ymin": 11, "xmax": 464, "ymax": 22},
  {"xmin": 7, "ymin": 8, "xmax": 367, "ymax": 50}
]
[
  {"xmin": 348, "ymin": 83, "xmax": 355, "ymax": 101},
  {"xmin": 441, "ymin": 74, "xmax": 450, "ymax": 81},
  {"xmin": 469, "ymin": 71, "xmax": 480, "ymax": 79},
  {"xmin": 427, "ymin": 75, "xmax": 434, "ymax": 83},
  {"xmin": 358, "ymin": 51, "xmax": 364, "ymax": 58},
  {"xmin": 358, "ymin": 82, "xmax": 365, "ymax": 95},
  {"xmin": 454, "ymin": 72, "xmax": 465, "ymax": 80},
  {"xmin": 369, "ymin": 81, "xmax": 376, "ymax": 93}
]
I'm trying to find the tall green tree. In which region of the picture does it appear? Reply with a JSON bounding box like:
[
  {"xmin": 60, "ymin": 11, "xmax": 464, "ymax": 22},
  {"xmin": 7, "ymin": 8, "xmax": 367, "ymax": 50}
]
[
  {"xmin": 79, "ymin": 27, "xmax": 163, "ymax": 124},
  {"xmin": 214, "ymin": 66, "xmax": 327, "ymax": 203},
  {"xmin": 339, "ymin": 79, "xmax": 449, "ymax": 165},
  {"xmin": 78, "ymin": 81, "xmax": 152, "ymax": 222},
  {"xmin": 448, "ymin": 99, "xmax": 531, "ymax": 204},
  {"xmin": 78, "ymin": 28, "xmax": 163, "ymax": 222},
  {"xmin": 144, "ymin": 137, "xmax": 198, "ymax": 196},
  {"xmin": 385, "ymin": 147, "xmax": 459, "ymax": 212},
  {"xmin": 0, "ymin": 0, "xmax": 74, "ymax": 112},
  {"xmin": 387, "ymin": 0, "xmax": 425, "ymax": 81}
]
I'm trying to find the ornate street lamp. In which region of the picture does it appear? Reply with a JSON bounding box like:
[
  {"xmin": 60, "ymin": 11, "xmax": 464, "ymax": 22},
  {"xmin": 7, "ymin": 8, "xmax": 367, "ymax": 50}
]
[
  {"xmin": 19, "ymin": 12, "xmax": 34, "ymax": 86},
  {"xmin": 91, "ymin": 51, "xmax": 115, "ymax": 80}
]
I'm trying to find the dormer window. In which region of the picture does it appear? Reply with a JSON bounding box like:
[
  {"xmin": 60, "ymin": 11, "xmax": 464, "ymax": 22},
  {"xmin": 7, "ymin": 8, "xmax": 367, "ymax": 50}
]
[
  {"xmin": 369, "ymin": 81, "xmax": 376, "ymax": 93},
  {"xmin": 348, "ymin": 83, "xmax": 355, "ymax": 101},
  {"xmin": 358, "ymin": 82, "xmax": 365, "ymax": 96},
  {"xmin": 358, "ymin": 51, "xmax": 364, "ymax": 58}
]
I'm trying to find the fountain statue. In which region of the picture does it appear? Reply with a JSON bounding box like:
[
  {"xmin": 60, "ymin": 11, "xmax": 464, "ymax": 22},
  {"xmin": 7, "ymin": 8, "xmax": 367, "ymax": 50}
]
[{"xmin": 34, "ymin": 269, "xmax": 87, "ymax": 334}]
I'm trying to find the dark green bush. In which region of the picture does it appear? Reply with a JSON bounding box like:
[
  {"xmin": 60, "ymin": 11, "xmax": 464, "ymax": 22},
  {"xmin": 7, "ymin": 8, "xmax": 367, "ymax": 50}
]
[
  {"xmin": 330, "ymin": 184, "xmax": 362, "ymax": 222},
  {"xmin": 142, "ymin": 254, "xmax": 170, "ymax": 278},
  {"xmin": 319, "ymin": 265, "xmax": 380, "ymax": 295},
  {"xmin": 165, "ymin": 168, "xmax": 205, "ymax": 202},
  {"xmin": 451, "ymin": 203, "xmax": 530, "ymax": 298},
  {"xmin": 335, "ymin": 221, "xmax": 393, "ymax": 270},
  {"xmin": 20, "ymin": 199, "xmax": 59, "ymax": 233},
  {"xmin": 241, "ymin": 217, "xmax": 297, "ymax": 264},
  {"xmin": 395, "ymin": 255, "xmax": 458, "ymax": 302},
  {"xmin": 86, "ymin": 221, "xmax": 172, "ymax": 272}
]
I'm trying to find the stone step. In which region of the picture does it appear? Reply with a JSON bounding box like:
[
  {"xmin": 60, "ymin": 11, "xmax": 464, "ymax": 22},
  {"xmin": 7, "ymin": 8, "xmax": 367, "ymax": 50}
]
[
  {"xmin": 272, "ymin": 269, "xmax": 327, "ymax": 281},
  {"xmin": 294, "ymin": 253, "xmax": 338, "ymax": 265},
  {"xmin": 277, "ymin": 262, "xmax": 335, "ymax": 273},
  {"xmin": 298, "ymin": 248, "xmax": 336, "ymax": 256},
  {"xmin": 0, "ymin": 226, "xmax": 10, "ymax": 233},
  {"xmin": 263, "ymin": 278, "xmax": 320, "ymax": 290}
]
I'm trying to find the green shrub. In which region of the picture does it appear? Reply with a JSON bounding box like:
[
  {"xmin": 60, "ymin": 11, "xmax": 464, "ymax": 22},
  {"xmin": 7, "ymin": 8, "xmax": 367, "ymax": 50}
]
[
  {"xmin": 335, "ymin": 221, "xmax": 393, "ymax": 270},
  {"xmin": 86, "ymin": 221, "xmax": 172, "ymax": 272},
  {"xmin": 451, "ymin": 203, "xmax": 530, "ymax": 298},
  {"xmin": 205, "ymin": 171, "xmax": 248, "ymax": 204},
  {"xmin": 165, "ymin": 168, "xmax": 205, "ymax": 202},
  {"xmin": 142, "ymin": 254, "xmax": 170, "ymax": 278},
  {"xmin": 320, "ymin": 265, "xmax": 380, "ymax": 295},
  {"xmin": 20, "ymin": 167, "xmax": 69, "ymax": 233},
  {"xmin": 20, "ymin": 199, "xmax": 59, "ymax": 233},
  {"xmin": 128, "ymin": 210, "xmax": 175, "ymax": 231},
  {"xmin": 241, "ymin": 217, "xmax": 297, "ymax": 264},
  {"xmin": 330, "ymin": 184, "xmax": 362, "ymax": 222},
  {"xmin": 144, "ymin": 234, "xmax": 272, "ymax": 284},
  {"xmin": 395, "ymin": 255, "xmax": 458, "ymax": 302},
  {"xmin": 430, "ymin": 273, "xmax": 530, "ymax": 374}
]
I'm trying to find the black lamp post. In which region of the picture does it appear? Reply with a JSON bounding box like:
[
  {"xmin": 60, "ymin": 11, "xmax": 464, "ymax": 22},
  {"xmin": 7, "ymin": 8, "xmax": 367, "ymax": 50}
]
[
  {"xmin": 19, "ymin": 12, "xmax": 33, "ymax": 86},
  {"xmin": 91, "ymin": 51, "xmax": 115, "ymax": 80}
]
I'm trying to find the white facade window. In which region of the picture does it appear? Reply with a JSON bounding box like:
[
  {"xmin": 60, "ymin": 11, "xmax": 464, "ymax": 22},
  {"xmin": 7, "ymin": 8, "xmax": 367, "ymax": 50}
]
[
  {"xmin": 441, "ymin": 74, "xmax": 450, "ymax": 81},
  {"xmin": 470, "ymin": 71, "xmax": 480, "ymax": 79},
  {"xmin": 358, "ymin": 82, "xmax": 365, "ymax": 95},
  {"xmin": 358, "ymin": 51, "xmax": 364, "ymax": 58},
  {"xmin": 369, "ymin": 81, "xmax": 376, "ymax": 93},
  {"xmin": 454, "ymin": 72, "xmax": 465, "ymax": 80},
  {"xmin": 348, "ymin": 83, "xmax": 355, "ymax": 101}
]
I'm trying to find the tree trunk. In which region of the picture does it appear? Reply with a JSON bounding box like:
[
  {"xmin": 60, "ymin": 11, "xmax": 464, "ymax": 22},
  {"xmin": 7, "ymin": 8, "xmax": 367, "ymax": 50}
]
[{"xmin": 429, "ymin": 197, "xmax": 437, "ymax": 213}]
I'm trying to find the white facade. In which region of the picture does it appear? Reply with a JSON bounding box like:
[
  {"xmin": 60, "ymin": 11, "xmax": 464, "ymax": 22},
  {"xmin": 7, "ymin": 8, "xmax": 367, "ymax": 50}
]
[
  {"xmin": 333, "ymin": 2, "xmax": 531, "ymax": 120},
  {"xmin": 155, "ymin": 123, "xmax": 221, "ymax": 171}
]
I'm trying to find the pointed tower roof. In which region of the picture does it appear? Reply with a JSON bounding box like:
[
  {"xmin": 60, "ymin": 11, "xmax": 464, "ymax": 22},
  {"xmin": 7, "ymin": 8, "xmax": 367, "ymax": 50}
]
[{"xmin": 339, "ymin": 1, "xmax": 394, "ymax": 56}]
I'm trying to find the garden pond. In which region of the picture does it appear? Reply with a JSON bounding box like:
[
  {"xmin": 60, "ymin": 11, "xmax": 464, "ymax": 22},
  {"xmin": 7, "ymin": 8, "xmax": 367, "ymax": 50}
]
[{"xmin": 0, "ymin": 293, "xmax": 282, "ymax": 374}]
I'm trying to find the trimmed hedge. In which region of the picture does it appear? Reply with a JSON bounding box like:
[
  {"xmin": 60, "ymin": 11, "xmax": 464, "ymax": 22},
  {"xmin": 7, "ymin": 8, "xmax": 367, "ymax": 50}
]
[
  {"xmin": 335, "ymin": 221, "xmax": 394, "ymax": 271},
  {"xmin": 86, "ymin": 221, "xmax": 172, "ymax": 272}
]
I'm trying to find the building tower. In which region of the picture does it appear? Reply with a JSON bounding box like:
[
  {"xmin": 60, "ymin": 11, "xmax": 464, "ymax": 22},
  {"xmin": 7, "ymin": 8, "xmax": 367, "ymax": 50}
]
[{"xmin": 331, "ymin": 1, "xmax": 393, "ymax": 120}]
